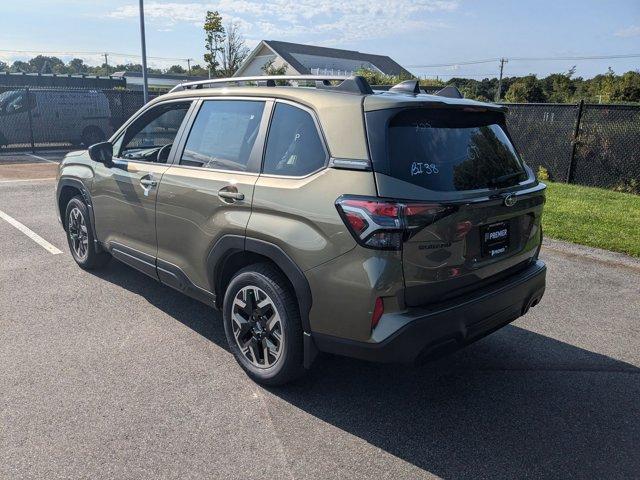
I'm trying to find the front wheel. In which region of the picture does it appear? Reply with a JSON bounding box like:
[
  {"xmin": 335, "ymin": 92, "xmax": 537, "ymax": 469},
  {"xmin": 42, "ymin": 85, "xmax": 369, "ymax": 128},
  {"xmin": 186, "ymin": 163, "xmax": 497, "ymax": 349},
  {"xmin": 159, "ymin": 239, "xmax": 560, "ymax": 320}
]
[
  {"xmin": 223, "ymin": 263, "xmax": 305, "ymax": 386},
  {"xmin": 81, "ymin": 126, "xmax": 105, "ymax": 147},
  {"xmin": 65, "ymin": 196, "xmax": 110, "ymax": 270}
]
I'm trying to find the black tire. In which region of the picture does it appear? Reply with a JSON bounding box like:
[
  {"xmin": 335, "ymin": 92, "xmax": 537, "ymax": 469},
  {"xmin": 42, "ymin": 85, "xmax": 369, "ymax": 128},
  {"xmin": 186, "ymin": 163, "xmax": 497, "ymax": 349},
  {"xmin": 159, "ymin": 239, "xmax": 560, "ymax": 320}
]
[
  {"xmin": 81, "ymin": 126, "xmax": 105, "ymax": 147},
  {"xmin": 223, "ymin": 263, "xmax": 305, "ymax": 386},
  {"xmin": 64, "ymin": 196, "xmax": 110, "ymax": 270}
]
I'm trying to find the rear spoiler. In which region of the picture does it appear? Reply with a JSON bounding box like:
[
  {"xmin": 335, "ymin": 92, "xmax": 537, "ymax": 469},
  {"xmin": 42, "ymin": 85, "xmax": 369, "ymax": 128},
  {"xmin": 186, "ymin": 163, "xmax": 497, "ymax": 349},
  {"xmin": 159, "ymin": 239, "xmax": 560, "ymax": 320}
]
[
  {"xmin": 434, "ymin": 85, "xmax": 463, "ymax": 99},
  {"xmin": 386, "ymin": 80, "xmax": 464, "ymax": 99}
]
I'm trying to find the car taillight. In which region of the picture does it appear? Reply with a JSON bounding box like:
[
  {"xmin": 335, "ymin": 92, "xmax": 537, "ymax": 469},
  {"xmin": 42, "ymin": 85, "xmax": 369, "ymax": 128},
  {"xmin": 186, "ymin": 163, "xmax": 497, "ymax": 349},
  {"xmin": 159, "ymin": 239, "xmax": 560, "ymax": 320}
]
[
  {"xmin": 335, "ymin": 196, "xmax": 456, "ymax": 250},
  {"xmin": 404, "ymin": 203, "xmax": 456, "ymax": 238}
]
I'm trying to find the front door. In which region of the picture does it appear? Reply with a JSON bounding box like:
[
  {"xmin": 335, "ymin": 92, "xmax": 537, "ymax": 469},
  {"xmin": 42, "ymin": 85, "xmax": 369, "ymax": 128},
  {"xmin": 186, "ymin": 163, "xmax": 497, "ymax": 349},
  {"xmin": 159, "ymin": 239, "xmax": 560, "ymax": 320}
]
[
  {"xmin": 0, "ymin": 89, "xmax": 33, "ymax": 145},
  {"xmin": 91, "ymin": 100, "xmax": 193, "ymax": 277}
]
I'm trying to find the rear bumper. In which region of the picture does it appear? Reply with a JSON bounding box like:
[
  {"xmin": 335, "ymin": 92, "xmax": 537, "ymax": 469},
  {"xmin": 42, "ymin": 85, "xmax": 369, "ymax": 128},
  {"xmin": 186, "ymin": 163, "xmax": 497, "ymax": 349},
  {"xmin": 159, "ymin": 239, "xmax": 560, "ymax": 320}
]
[{"xmin": 314, "ymin": 260, "xmax": 546, "ymax": 363}]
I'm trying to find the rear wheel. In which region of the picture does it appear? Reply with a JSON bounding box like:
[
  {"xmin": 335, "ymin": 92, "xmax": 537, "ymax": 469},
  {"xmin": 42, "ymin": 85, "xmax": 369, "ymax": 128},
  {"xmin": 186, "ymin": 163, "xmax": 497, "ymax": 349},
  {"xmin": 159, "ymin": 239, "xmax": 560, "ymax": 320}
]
[
  {"xmin": 223, "ymin": 263, "xmax": 305, "ymax": 386},
  {"xmin": 65, "ymin": 196, "xmax": 110, "ymax": 270}
]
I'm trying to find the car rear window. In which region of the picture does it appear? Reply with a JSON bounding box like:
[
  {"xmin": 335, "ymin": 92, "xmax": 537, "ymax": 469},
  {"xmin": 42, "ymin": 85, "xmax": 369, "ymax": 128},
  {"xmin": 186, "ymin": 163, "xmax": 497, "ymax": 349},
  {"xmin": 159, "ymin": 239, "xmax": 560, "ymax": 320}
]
[{"xmin": 387, "ymin": 108, "xmax": 526, "ymax": 191}]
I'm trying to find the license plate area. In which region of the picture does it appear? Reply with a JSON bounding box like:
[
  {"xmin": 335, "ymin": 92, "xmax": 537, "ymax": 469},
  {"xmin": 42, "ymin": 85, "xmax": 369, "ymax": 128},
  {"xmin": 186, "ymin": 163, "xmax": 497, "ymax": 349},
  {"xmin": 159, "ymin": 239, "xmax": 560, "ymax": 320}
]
[{"xmin": 481, "ymin": 221, "xmax": 510, "ymax": 258}]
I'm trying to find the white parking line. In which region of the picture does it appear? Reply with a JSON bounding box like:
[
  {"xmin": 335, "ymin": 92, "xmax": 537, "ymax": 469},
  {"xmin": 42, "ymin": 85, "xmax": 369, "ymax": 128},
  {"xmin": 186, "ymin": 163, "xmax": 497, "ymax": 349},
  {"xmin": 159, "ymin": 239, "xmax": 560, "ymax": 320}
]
[
  {"xmin": 0, "ymin": 210, "xmax": 62, "ymax": 254},
  {"xmin": 25, "ymin": 153, "xmax": 59, "ymax": 164},
  {"xmin": 0, "ymin": 178, "xmax": 56, "ymax": 184}
]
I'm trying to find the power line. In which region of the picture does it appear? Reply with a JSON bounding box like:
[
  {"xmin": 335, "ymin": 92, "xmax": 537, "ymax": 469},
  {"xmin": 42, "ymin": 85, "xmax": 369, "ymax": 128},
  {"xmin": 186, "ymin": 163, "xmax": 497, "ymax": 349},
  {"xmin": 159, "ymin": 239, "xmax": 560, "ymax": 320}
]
[
  {"xmin": 418, "ymin": 73, "xmax": 554, "ymax": 78},
  {"xmin": 408, "ymin": 58, "xmax": 498, "ymax": 68},
  {"xmin": 408, "ymin": 53, "xmax": 640, "ymax": 68},
  {"xmin": 510, "ymin": 53, "xmax": 640, "ymax": 61},
  {"xmin": 0, "ymin": 49, "xmax": 189, "ymax": 62}
]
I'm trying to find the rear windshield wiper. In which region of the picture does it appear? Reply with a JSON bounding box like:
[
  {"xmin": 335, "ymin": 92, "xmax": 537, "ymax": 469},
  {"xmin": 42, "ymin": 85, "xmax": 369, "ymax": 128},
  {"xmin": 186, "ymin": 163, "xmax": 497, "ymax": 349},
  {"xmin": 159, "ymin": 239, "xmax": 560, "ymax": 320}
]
[{"xmin": 488, "ymin": 171, "xmax": 524, "ymax": 188}]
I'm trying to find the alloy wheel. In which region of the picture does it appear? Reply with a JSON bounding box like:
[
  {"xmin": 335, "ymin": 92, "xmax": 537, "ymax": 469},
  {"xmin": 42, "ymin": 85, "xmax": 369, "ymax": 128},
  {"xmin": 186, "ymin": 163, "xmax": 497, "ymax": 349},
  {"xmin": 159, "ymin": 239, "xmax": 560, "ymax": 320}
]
[
  {"xmin": 231, "ymin": 286, "xmax": 284, "ymax": 369},
  {"xmin": 68, "ymin": 207, "xmax": 89, "ymax": 261}
]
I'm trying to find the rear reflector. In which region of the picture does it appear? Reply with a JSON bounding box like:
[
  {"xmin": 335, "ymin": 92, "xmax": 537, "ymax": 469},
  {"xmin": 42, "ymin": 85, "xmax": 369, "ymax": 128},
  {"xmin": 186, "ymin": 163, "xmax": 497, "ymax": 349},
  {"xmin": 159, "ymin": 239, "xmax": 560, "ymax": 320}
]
[
  {"xmin": 455, "ymin": 220, "xmax": 473, "ymax": 239},
  {"xmin": 371, "ymin": 297, "xmax": 384, "ymax": 330},
  {"xmin": 335, "ymin": 195, "xmax": 456, "ymax": 250}
]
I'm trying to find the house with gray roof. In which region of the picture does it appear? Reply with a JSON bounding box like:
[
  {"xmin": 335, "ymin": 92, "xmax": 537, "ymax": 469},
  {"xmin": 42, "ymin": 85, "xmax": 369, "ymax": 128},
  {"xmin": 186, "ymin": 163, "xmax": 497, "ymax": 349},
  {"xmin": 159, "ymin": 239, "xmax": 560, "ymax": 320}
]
[
  {"xmin": 234, "ymin": 40, "xmax": 412, "ymax": 78},
  {"xmin": 112, "ymin": 71, "xmax": 208, "ymax": 91}
]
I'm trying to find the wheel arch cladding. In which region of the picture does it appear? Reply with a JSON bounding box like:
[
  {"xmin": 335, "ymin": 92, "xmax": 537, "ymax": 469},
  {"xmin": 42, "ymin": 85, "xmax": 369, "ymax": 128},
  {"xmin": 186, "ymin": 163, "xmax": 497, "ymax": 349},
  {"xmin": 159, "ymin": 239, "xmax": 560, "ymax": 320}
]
[
  {"xmin": 57, "ymin": 178, "xmax": 101, "ymax": 252},
  {"xmin": 208, "ymin": 235, "xmax": 313, "ymax": 335}
]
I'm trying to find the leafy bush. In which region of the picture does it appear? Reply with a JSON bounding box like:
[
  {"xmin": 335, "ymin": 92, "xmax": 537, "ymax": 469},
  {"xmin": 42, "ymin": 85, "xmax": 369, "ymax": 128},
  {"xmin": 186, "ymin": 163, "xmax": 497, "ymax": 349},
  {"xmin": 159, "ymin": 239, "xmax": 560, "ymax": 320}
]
[
  {"xmin": 537, "ymin": 166, "xmax": 550, "ymax": 180},
  {"xmin": 613, "ymin": 179, "xmax": 639, "ymax": 194}
]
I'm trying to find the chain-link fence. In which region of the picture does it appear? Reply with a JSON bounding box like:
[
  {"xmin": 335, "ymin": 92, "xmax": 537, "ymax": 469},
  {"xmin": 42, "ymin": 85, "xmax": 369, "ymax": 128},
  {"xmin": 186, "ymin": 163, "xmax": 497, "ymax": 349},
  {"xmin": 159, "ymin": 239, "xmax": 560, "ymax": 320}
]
[
  {"xmin": 504, "ymin": 102, "xmax": 640, "ymax": 193},
  {"xmin": 0, "ymin": 86, "xmax": 638, "ymax": 193},
  {"xmin": 503, "ymin": 103, "xmax": 579, "ymax": 183},
  {"xmin": 572, "ymin": 104, "xmax": 640, "ymax": 192},
  {"xmin": 0, "ymin": 86, "xmax": 152, "ymax": 150}
]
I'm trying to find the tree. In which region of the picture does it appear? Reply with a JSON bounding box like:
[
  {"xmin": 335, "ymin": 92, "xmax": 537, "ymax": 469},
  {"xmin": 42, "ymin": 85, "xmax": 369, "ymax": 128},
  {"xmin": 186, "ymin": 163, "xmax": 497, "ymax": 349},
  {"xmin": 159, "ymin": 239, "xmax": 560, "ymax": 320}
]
[
  {"xmin": 505, "ymin": 75, "xmax": 546, "ymax": 103},
  {"xmin": 542, "ymin": 71, "xmax": 574, "ymax": 103},
  {"xmin": 68, "ymin": 58, "xmax": 89, "ymax": 74},
  {"xmin": 615, "ymin": 71, "xmax": 640, "ymax": 102},
  {"xmin": 188, "ymin": 64, "xmax": 209, "ymax": 77},
  {"xmin": 10, "ymin": 60, "xmax": 31, "ymax": 73},
  {"xmin": 354, "ymin": 67, "xmax": 416, "ymax": 86},
  {"xmin": 166, "ymin": 64, "xmax": 186, "ymax": 74},
  {"xmin": 28, "ymin": 55, "xmax": 66, "ymax": 74},
  {"xmin": 599, "ymin": 67, "xmax": 617, "ymax": 103},
  {"xmin": 203, "ymin": 10, "xmax": 225, "ymax": 77},
  {"xmin": 262, "ymin": 58, "xmax": 288, "ymax": 76},
  {"xmin": 0, "ymin": 60, "xmax": 7, "ymax": 72},
  {"xmin": 221, "ymin": 22, "xmax": 249, "ymax": 77}
]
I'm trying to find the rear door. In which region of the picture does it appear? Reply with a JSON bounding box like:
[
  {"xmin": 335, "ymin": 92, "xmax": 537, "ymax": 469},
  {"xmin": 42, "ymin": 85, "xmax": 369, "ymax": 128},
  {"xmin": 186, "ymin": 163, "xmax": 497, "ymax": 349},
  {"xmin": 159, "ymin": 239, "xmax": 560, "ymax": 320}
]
[
  {"xmin": 365, "ymin": 106, "xmax": 545, "ymax": 306},
  {"xmin": 0, "ymin": 89, "xmax": 34, "ymax": 145},
  {"xmin": 155, "ymin": 98, "xmax": 270, "ymax": 291}
]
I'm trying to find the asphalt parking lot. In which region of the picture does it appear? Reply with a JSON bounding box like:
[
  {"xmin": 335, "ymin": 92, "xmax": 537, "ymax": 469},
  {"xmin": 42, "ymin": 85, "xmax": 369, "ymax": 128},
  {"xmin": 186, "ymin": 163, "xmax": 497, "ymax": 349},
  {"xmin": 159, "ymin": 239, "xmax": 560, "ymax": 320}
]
[{"xmin": 1, "ymin": 152, "xmax": 639, "ymax": 479}]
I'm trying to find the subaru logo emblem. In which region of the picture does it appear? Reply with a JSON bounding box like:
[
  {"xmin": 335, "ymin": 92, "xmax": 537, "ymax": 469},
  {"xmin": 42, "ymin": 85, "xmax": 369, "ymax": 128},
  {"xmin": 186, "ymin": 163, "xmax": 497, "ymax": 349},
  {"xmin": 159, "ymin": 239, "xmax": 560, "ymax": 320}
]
[{"xmin": 503, "ymin": 194, "xmax": 517, "ymax": 207}]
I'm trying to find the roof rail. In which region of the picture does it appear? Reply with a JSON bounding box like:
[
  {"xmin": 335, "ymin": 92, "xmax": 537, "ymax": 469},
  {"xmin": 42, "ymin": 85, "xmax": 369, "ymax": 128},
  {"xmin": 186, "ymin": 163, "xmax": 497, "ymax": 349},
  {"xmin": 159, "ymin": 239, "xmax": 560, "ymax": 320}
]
[{"xmin": 168, "ymin": 75, "xmax": 373, "ymax": 95}]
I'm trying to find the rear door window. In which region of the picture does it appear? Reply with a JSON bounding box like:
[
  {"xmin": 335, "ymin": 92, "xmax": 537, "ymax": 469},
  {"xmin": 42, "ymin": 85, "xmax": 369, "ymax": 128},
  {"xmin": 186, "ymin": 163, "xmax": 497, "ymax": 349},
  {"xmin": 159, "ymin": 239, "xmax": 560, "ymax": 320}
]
[
  {"xmin": 386, "ymin": 109, "xmax": 526, "ymax": 191},
  {"xmin": 262, "ymin": 103, "xmax": 327, "ymax": 176}
]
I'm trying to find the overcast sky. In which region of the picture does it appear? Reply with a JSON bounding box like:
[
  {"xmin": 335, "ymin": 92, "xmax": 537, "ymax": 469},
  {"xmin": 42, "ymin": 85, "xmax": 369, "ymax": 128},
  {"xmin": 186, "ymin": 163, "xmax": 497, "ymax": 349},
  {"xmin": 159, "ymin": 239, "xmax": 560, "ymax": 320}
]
[{"xmin": 2, "ymin": 0, "xmax": 639, "ymax": 79}]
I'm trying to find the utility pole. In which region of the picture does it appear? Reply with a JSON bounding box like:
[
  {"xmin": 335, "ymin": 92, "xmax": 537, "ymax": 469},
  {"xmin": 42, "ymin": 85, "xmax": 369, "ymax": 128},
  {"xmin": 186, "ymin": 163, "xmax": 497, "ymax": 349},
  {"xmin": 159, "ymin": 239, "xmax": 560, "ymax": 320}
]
[
  {"xmin": 186, "ymin": 58, "xmax": 193, "ymax": 78},
  {"xmin": 495, "ymin": 57, "xmax": 508, "ymax": 102},
  {"xmin": 138, "ymin": 0, "xmax": 149, "ymax": 103},
  {"xmin": 103, "ymin": 53, "xmax": 109, "ymax": 69}
]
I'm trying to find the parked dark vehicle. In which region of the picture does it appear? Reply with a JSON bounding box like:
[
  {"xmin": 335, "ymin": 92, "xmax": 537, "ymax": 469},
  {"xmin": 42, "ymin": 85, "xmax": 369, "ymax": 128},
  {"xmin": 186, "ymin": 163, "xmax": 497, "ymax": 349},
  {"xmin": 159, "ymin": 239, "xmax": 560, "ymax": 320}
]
[
  {"xmin": 0, "ymin": 88, "xmax": 111, "ymax": 147},
  {"xmin": 56, "ymin": 75, "xmax": 546, "ymax": 385}
]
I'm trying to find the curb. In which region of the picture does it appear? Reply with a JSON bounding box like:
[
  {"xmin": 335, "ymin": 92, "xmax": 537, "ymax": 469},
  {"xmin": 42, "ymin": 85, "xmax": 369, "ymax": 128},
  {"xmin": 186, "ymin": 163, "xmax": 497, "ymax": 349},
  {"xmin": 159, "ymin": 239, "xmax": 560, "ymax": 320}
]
[{"xmin": 542, "ymin": 237, "xmax": 640, "ymax": 271}]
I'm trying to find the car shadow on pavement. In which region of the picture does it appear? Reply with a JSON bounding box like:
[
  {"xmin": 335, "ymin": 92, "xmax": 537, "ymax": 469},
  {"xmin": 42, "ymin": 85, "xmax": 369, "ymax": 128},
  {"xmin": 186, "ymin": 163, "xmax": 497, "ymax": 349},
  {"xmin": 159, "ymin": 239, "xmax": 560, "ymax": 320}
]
[
  {"xmin": 91, "ymin": 258, "xmax": 230, "ymax": 349},
  {"xmin": 93, "ymin": 260, "xmax": 640, "ymax": 480}
]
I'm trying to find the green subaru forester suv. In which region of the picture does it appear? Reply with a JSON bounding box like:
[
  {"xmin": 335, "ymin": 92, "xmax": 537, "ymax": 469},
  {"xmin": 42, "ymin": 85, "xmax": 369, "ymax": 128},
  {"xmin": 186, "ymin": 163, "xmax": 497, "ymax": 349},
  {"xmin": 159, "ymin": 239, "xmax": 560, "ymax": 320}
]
[{"xmin": 56, "ymin": 75, "xmax": 546, "ymax": 385}]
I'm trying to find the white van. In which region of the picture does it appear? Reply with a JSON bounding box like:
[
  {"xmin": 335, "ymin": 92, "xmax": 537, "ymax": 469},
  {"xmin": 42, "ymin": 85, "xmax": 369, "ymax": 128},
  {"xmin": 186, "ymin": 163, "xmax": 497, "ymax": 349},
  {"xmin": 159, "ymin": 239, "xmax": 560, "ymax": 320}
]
[{"xmin": 0, "ymin": 89, "xmax": 112, "ymax": 147}]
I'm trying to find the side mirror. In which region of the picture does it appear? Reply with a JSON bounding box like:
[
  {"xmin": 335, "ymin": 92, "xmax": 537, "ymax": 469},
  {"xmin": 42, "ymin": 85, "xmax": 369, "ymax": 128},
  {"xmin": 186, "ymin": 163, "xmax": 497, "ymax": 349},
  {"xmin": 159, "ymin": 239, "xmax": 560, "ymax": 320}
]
[{"xmin": 88, "ymin": 141, "xmax": 113, "ymax": 167}]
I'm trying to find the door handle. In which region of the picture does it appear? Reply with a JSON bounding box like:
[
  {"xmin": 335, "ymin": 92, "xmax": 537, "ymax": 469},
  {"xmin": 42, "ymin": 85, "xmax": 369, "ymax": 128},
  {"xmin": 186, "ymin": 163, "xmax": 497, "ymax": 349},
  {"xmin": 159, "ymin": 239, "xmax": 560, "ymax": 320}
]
[
  {"xmin": 218, "ymin": 186, "xmax": 244, "ymax": 202},
  {"xmin": 140, "ymin": 174, "xmax": 158, "ymax": 196},
  {"xmin": 140, "ymin": 177, "xmax": 158, "ymax": 188}
]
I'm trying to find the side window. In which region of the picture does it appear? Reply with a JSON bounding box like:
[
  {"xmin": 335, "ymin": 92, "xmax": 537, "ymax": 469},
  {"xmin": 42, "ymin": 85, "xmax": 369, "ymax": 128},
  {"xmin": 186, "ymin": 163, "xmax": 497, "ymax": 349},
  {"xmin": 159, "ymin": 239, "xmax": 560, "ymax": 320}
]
[
  {"xmin": 262, "ymin": 103, "xmax": 326, "ymax": 176},
  {"xmin": 180, "ymin": 100, "xmax": 264, "ymax": 172},
  {"xmin": 117, "ymin": 102, "xmax": 190, "ymax": 163},
  {"xmin": 0, "ymin": 90, "xmax": 31, "ymax": 116}
]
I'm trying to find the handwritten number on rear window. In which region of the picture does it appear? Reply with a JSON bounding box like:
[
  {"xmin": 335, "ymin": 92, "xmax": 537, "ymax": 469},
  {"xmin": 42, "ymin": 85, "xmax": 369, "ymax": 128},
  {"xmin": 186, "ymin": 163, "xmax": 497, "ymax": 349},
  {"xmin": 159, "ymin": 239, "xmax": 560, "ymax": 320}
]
[{"xmin": 411, "ymin": 162, "xmax": 439, "ymax": 176}]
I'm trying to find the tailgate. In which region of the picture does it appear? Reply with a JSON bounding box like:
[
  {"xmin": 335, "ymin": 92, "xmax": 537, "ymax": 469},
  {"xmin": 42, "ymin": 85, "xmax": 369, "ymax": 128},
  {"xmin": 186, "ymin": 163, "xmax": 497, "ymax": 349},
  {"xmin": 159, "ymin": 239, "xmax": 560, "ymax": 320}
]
[
  {"xmin": 364, "ymin": 103, "xmax": 546, "ymax": 307},
  {"xmin": 398, "ymin": 183, "xmax": 545, "ymax": 306}
]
